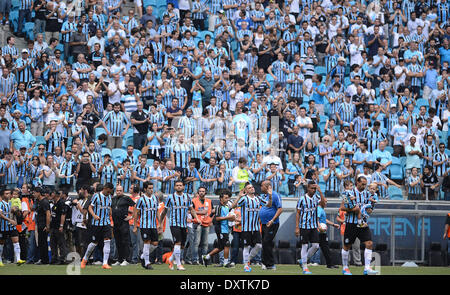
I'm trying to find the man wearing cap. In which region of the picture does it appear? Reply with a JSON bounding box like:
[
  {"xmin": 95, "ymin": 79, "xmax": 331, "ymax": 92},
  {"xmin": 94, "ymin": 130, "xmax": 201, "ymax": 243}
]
[
  {"xmin": 390, "ymin": 116, "xmax": 408, "ymax": 157},
  {"xmin": 327, "ymin": 56, "xmax": 346, "ymax": 86},
  {"xmin": 15, "ymin": 49, "xmax": 33, "ymax": 84},
  {"xmin": 69, "ymin": 24, "xmax": 88, "ymax": 61},
  {"xmin": 336, "ymin": 93, "xmax": 355, "ymax": 127},
  {"xmin": 394, "ymin": 58, "xmax": 407, "ymax": 92},
  {"xmin": 61, "ymin": 13, "xmax": 77, "ymax": 59}
]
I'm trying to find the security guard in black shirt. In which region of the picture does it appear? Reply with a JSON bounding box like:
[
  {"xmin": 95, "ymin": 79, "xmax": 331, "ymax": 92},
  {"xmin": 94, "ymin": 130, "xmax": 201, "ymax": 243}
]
[
  {"xmin": 34, "ymin": 187, "xmax": 51, "ymax": 265},
  {"xmin": 49, "ymin": 191, "xmax": 68, "ymax": 264},
  {"xmin": 111, "ymin": 185, "xmax": 136, "ymax": 265}
]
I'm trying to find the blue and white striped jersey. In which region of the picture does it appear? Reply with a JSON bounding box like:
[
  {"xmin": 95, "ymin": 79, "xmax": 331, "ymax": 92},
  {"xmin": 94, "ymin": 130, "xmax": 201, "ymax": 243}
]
[
  {"xmin": 90, "ymin": 192, "xmax": 112, "ymax": 226},
  {"xmin": 297, "ymin": 193, "xmax": 321, "ymax": 229},
  {"xmin": 237, "ymin": 194, "xmax": 268, "ymax": 232},
  {"xmin": 345, "ymin": 188, "xmax": 370, "ymax": 224},
  {"xmin": 136, "ymin": 194, "xmax": 159, "ymax": 229},
  {"xmin": 165, "ymin": 192, "xmax": 192, "ymax": 228},
  {"xmin": 0, "ymin": 200, "xmax": 14, "ymax": 231}
]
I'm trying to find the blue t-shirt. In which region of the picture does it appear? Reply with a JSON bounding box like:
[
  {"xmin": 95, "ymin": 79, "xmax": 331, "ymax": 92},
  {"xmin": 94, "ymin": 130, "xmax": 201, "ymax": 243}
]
[
  {"xmin": 218, "ymin": 205, "xmax": 230, "ymax": 234},
  {"xmin": 311, "ymin": 82, "xmax": 326, "ymax": 104},
  {"xmin": 317, "ymin": 206, "xmax": 326, "ymax": 224},
  {"xmin": 259, "ymin": 192, "xmax": 282, "ymax": 224}
]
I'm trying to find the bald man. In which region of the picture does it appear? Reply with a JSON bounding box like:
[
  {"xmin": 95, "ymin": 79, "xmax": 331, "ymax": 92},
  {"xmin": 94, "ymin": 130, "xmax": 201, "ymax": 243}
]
[
  {"xmin": 111, "ymin": 185, "xmax": 136, "ymax": 266},
  {"xmin": 259, "ymin": 181, "xmax": 283, "ymax": 270}
]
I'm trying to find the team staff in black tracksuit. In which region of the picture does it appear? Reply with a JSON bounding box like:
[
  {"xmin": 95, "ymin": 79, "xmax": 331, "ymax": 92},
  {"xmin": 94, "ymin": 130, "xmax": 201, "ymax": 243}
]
[{"xmin": 111, "ymin": 185, "xmax": 136, "ymax": 265}]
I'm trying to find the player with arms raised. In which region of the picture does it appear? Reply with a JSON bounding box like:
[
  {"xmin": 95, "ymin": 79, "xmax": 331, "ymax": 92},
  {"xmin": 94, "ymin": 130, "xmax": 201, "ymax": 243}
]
[
  {"xmin": 295, "ymin": 181, "xmax": 324, "ymax": 275},
  {"xmin": 232, "ymin": 182, "xmax": 272, "ymax": 272},
  {"xmin": 340, "ymin": 176, "xmax": 378, "ymax": 275},
  {"xmin": 159, "ymin": 180, "xmax": 201, "ymax": 271}
]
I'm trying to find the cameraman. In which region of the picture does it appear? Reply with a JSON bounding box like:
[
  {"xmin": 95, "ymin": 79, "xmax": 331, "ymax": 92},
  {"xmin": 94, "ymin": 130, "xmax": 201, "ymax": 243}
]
[{"xmin": 71, "ymin": 185, "xmax": 90, "ymax": 256}]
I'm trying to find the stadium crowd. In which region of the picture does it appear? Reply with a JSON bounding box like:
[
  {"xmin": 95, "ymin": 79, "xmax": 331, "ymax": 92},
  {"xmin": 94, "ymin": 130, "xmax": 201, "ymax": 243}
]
[{"xmin": 0, "ymin": 0, "xmax": 449, "ymax": 272}]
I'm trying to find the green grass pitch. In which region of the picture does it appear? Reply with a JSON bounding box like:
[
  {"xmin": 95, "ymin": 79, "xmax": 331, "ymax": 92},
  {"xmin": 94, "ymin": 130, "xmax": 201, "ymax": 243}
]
[{"xmin": 0, "ymin": 264, "xmax": 449, "ymax": 275}]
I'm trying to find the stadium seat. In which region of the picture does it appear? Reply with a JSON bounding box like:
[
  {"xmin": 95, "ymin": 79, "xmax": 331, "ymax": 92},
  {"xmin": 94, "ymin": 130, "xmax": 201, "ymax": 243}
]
[
  {"xmin": 389, "ymin": 164, "xmax": 403, "ymax": 181},
  {"xmin": 315, "ymin": 66, "xmax": 326, "ymax": 76},
  {"xmin": 112, "ymin": 148, "xmax": 127, "ymax": 162},
  {"xmin": 9, "ymin": 11, "xmax": 18, "ymax": 31},
  {"xmin": 391, "ymin": 157, "xmax": 401, "ymax": 165},
  {"xmin": 277, "ymin": 240, "xmax": 295, "ymax": 264},
  {"xmin": 95, "ymin": 128, "xmax": 106, "ymax": 138},
  {"xmin": 36, "ymin": 136, "xmax": 46, "ymax": 146},
  {"xmin": 428, "ymin": 243, "xmax": 445, "ymax": 266},
  {"xmin": 387, "ymin": 185, "xmax": 403, "ymax": 200},
  {"xmin": 55, "ymin": 43, "xmax": 64, "ymax": 54},
  {"xmin": 344, "ymin": 77, "xmax": 351, "ymax": 87},
  {"xmin": 146, "ymin": 159, "xmax": 154, "ymax": 167},
  {"xmin": 11, "ymin": 0, "xmax": 20, "ymax": 9},
  {"xmin": 133, "ymin": 149, "xmax": 141, "ymax": 158},
  {"xmin": 319, "ymin": 121, "xmax": 327, "ymax": 136},
  {"xmin": 446, "ymin": 149, "xmax": 450, "ymax": 157},
  {"xmin": 385, "ymin": 146, "xmax": 394, "ymax": 155},
  {"xmin": 416, "ymin": 98, "xmax": 429, "ymax": 109},
  {"xmin": 24, "ymin": 22, "xmax": 34, "ymax": 40},
  {"xmin": 199, "ymin": 30, "xmax": 214, "ymax": 42},
  {"xmin": 101, "ymin": 148, "xmax": 112, "ymax": 157},
  {"xmin": 157, "ymin": 1, "xmax": 167, "ymax": 8}
]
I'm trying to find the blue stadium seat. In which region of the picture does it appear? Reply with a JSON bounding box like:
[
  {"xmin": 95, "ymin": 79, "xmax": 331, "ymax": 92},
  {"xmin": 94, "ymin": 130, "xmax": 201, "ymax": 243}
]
[
  {"xmin": 133, "ymin": 149, "xmax": 141, "ymax": 158},
  {"xmin": 416, "ymin": 98, "xmax": 428, "ymax": 109},
  {"xmin": 24, "ymin": 22, "xmax": 34, "ymax": 40},
  {"xmin": 157, "ymin": 1, "xmax": 167, "ymax": 8},
  {"xmin": 344, "ymin": 77, "xmax": 351, "ymax": 87},
  {"xmin": 123, "ymin": 137, "xmax": 134, "ymax": 149},
  {"xmin": 147, "ymin": 159, "xmax": 154, "ymax": 166},
  {"xmin": 198, "ymin": 30, "xmax": 213, "ymax": 41},
  {"xmin": 384, "ymin": 146, "xmax": 394, "ymax": 154},
  {"xmin": 319, "ymin": 181, "xmax": 326, "ymax": 193},
  {"xmin": 9, "ymin": 10, "xmax": 19, "ymax": 32},
  {"xmin": 36, "ymin": 136, "xmax": 46, "ymax": 146},
  {"xmin": 391, "ymin": 157, "xmax": 401, "ymax": 165},
  {"xmin": 446, "ymin": 149, "xmax": 450, "ymax": 157},
  {"xmin": 112, "ymin": 148, "xmax": 127, "ymax": 162},
  {"xmin": 390, "ymin": 164, "xmax": 403, "ymax": 180},
  {"xmin": 320, "ymin": 115, "xmax": 329, "ymax": 122},
  {"xmin": 55, "ymin": 43, "xmax": 64, "ymax": 54},
  {"xmin": 388, "ymin": 185, "xmax": 403, "ymax": 200},
  {"xmin": 266, "ymin": 74, "xmax": 274, "ymax": 87},
  {"xmin": 315, "ymin": 66, "xmax": 326, "ymax": 76},
  {"xmin": 101, "ymin": 148, "xmax": 112, "ymax": 157},
  {"xmin": 11, "ymin": 0, "xmax": 20, "ymax": 9},
  {"xmin": 319, "ymin": 121, "xmax": 327, "ymax": 136},
  {"xmin": 66, "ymin": 137, "xmax": 73, "ymax": 149},
  {"xmin": 95, "ymin": 127, "xmax": 106, "ymax": 138}
]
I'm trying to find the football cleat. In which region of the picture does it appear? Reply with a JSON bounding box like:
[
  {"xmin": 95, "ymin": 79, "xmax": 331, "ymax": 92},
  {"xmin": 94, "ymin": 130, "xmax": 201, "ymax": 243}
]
[
  {"xmin": 102, "ymin": 264, "xmax": 112, "ymax": 269},
  {"xmin": 177, "ymin": 265, "xmax": 186, "ymax": 271},
  {"xmin": 17, "ymin": 260, "xmax": 26, "ymax": 266},
  {"xmin": 363, "ymin": 269, "xmax": 378, "ymax": 275},
  {"xmin": 80, "ymin": 259, "xmax": 87, "ymax": 269},
  {"xmin": 244, "ymin": 263, "xmax": 252, "ymax": 272},
  {"xmin": 201, "ymin": 255, "xmax": 209, "ymax": 267},
  {"xmin": 302, "ymin": 268, "xmax": 312, "ymax": 275},
  {"xmin": 342, "ymin": 268, "xmax": 352, "ymax": 275}
]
